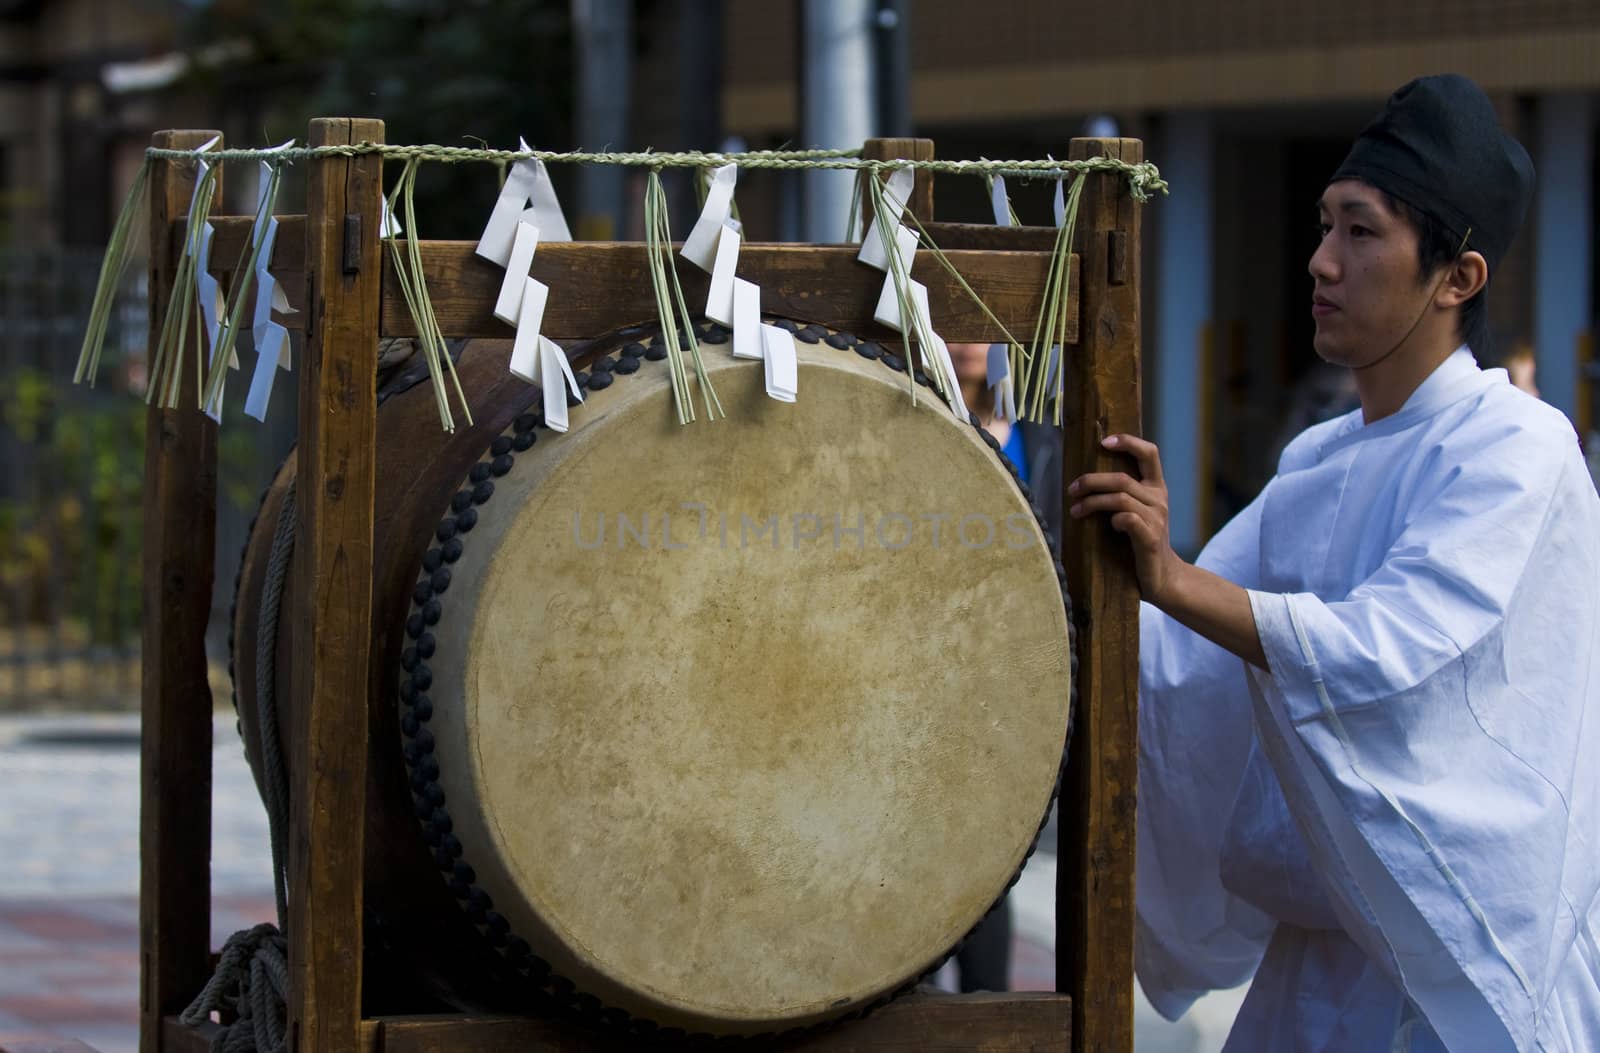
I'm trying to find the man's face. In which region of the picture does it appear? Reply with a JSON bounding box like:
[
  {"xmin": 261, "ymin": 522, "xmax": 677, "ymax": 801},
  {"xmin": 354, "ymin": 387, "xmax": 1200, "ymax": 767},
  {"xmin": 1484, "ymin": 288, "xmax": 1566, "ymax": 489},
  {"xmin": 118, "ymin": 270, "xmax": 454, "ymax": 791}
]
[{"xmin": 1308, "ymin": 180, "xmax": 1430, "ymax": 367}]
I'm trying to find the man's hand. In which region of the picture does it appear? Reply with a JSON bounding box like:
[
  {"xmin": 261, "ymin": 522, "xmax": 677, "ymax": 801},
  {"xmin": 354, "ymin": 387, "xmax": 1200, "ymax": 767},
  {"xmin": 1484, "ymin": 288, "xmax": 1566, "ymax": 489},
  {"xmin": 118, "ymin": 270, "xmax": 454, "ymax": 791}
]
[
  {"xmin": 1068, "ymin": 433, "xmax": 1269, "ymax": 669},
  {"xmin": 1067, "ymin": 434, "xmax": 1186, "ymax": 606}
]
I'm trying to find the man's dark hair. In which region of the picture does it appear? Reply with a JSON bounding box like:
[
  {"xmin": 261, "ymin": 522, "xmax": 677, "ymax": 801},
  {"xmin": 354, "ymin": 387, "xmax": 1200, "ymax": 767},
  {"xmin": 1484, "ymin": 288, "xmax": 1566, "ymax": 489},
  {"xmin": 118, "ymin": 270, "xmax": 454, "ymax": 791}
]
[{"xmin": 1383, "ymin": 191, "xmax": 1491, "ymax": 355}]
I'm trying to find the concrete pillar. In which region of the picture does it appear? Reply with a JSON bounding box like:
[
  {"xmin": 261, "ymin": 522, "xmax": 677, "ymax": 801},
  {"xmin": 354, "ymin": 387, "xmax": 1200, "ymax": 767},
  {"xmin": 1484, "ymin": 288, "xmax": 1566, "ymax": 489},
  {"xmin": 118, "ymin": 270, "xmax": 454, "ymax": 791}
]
[
  {"xmin": 1532, "ymin": 92, "xmax": 1593, "ymax": 421},
  {"xmin": 1154, "ymin": 112, "xmax": 1214, "ymax": 556},
  {"xmin": 799, "ymin": 0, "xmax": 876, "ymax": 242}
]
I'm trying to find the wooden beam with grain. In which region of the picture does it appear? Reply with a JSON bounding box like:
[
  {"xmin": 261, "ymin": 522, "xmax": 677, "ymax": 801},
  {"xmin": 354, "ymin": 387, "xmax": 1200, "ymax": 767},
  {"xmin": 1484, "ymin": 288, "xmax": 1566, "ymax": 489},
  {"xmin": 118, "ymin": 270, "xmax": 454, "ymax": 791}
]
[
  {"xmin": 374, "ymin": 242, "xmax": 1074, "ymax": 344},
  {"xmin": 288, "ymin": 116, "xmax": 385, "ymax": 1053},
  {"xmin": 917, "ymin": 222, "xmax": 1059, "ymax": 253},
  {"xmin": 1057, "ymin": 137, "xmax": 1144, "ymax": 1053},
  {"xmin": 201, "ymin": 215, "xmax": 1078, "ymax": 345},
  {"xmin": 139, "ymin": 128, "xmax": 222, "ymax": 1053},
  {"xmin": 372, "ymin": 993, "xmax": 1071, "ymax": 1053}
]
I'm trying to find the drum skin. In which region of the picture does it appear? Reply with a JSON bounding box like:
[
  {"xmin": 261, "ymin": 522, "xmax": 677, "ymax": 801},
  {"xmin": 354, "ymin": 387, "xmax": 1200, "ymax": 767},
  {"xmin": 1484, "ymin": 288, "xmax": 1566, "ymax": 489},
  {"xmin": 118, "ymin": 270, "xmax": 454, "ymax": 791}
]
[{"xmin": 232, "ymin": 321, "xmax": 1072, "ymax": 1033}]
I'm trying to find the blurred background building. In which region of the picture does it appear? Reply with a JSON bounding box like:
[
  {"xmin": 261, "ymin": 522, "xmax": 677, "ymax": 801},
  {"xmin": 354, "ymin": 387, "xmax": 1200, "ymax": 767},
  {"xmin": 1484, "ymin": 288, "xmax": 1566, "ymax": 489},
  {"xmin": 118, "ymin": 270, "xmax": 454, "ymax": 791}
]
[
  {"xmin": 0, "ymin": 0, "xmax": 1594, "ymax": 755},
  {"xmin": 708, "ymin": 0, "xmax": 1599, "ymax": 551}
]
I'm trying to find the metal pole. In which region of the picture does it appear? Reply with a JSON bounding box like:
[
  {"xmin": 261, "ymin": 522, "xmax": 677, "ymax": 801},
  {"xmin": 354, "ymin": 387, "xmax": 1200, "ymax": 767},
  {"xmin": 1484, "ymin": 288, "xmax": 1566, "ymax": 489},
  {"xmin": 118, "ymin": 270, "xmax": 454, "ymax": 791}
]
[
  {"xmin": 672, "ymin": 0, "xmax": 724, "ymax": 229},
  {"xmin": 573, "ymin": 0, "xmax": 633, "ymax": 240},
  {"xmin": 1533, "ymin": 91, "xmax": 1594, "ymax": 422},
  {"xmin": 799, "ymin": 0, "xmax": 877, "ymax": 242},
  {"xmin": 875, "ymin": 0, "xmax": 911, "ymax": 138}
]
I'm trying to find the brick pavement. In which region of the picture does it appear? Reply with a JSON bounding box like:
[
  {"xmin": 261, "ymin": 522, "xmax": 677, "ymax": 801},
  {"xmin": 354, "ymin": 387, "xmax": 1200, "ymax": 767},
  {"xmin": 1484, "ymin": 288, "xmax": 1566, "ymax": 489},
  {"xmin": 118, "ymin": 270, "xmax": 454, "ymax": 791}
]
[
  {"xmin": 0, "ymin": 894, "xmax": 277, "ymax": 1053},
  {"xmin": 0, "ymin": 714, "xmax": 277, "ymax": 1053}
]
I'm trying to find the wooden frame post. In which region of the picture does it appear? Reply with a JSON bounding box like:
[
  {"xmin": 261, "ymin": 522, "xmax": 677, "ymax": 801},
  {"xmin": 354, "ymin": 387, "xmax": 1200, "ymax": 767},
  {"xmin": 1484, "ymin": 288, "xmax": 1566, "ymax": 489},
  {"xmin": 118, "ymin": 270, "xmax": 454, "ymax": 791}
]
[
  {"xmin": 1059, "ymin": 137, "xmax": 1144, "ymax": 1053},
  {"xmin": 288, "ymin": 116, "xmax": 385, "ymax": 1053},
  {"xmin": 140, "ymin": 129, "xmax": 222, "ymax": 1053},
  {"xmin": 859, "ymin": 137, "xmax": 935, "ymax": 222}
]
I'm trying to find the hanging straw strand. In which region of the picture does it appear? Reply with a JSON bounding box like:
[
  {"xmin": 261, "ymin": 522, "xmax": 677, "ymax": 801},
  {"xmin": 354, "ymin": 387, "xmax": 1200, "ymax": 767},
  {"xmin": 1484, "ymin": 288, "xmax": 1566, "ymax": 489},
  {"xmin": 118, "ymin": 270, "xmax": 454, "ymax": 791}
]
[
  {"xmin": 643, "ymin": 173, "xmax": 691, "ymax": 424},
  {"xmin": 401, "ymin": 158, "xmax": 473, "ymax": 428},
  {"xmin": 147, "ymin": 159, "xmax": 219, "ymax": 409},
  {"xmin": 74, "ymin": 159, "xmax": 151, "ymax": 386}
]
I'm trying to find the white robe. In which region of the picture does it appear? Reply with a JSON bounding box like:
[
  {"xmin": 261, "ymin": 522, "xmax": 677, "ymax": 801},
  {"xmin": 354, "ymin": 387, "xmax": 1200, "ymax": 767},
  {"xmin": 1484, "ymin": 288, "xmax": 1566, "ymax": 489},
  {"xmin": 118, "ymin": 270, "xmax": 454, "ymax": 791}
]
[{"xmin": 1137, "ymin": 349, "xmax": 1600, "ymax": 1051}]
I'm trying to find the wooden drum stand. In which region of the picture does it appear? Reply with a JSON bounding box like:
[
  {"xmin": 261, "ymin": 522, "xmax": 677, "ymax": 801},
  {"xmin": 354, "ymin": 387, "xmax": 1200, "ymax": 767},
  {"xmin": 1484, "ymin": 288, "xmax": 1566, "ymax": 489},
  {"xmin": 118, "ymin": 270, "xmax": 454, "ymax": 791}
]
[{"xmin": 138, "ymin": 120, "xmax": 1142, "ymax": 1053}]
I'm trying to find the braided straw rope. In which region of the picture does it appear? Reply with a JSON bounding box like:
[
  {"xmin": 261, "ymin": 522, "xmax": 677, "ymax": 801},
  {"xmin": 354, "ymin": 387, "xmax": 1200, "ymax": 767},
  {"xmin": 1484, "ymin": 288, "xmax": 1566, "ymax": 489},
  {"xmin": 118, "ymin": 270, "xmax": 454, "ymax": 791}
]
[{"xmin": 142, "ymin": 143, "xmax": 1168, "ymax": 201}]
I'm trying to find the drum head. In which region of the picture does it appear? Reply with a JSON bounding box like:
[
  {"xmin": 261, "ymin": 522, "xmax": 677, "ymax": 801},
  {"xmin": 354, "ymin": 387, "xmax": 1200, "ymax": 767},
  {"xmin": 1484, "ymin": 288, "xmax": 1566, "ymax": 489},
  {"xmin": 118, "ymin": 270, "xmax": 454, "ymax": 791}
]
[{"xmin": 401, "ymin": 325, "xmax": 1071, "ymax": 1034}]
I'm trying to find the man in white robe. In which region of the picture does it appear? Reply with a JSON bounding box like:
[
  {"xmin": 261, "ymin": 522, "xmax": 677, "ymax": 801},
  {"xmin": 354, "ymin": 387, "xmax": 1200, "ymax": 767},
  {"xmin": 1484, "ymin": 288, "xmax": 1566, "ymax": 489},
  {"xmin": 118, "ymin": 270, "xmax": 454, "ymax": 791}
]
[{"xmin": 1070, "ymin": 74, "xmax": 1600, "ymax": 1050}]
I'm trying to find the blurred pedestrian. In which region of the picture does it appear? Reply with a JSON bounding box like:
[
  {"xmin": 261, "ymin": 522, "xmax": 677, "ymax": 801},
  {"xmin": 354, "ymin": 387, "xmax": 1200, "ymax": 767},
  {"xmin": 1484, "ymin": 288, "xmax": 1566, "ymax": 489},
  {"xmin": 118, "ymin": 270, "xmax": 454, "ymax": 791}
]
[
  {"xmin": 1500, "ymin": 340, "xmax": 1540, "ymax": 397},
  {"xmin": 949, "ymin": 342, "xmax": 1064, "ymax": 553}
]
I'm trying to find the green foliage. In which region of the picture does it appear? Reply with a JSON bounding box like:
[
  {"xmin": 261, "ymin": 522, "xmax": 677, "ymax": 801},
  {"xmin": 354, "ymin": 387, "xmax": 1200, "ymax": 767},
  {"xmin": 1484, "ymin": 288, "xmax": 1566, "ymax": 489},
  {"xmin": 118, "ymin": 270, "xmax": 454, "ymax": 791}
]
[
  {"xmin": 1, "ymin": 367, "xmax": 145, "ymax": 644},
  {"xmin": 0, "ymin": 365, "xmax": 258, "ymax": 644}
]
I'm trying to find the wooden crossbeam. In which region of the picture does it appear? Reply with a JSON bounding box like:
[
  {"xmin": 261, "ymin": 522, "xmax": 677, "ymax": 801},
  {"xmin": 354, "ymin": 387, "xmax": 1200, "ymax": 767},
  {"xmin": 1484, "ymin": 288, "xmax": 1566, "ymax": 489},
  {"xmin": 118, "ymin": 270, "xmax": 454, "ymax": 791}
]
[{"xmin": 195, "ymin": 218, "xmax": 1078, "ymax": 345}]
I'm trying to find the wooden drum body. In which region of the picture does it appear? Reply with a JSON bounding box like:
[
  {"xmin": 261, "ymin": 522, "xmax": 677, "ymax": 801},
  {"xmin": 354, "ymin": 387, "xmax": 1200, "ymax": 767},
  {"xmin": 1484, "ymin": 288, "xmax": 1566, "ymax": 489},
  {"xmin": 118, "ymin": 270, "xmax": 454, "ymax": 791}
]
[{"xmin": 232, "ymin": 321, "xmax": 1073, "ymax": 1037}]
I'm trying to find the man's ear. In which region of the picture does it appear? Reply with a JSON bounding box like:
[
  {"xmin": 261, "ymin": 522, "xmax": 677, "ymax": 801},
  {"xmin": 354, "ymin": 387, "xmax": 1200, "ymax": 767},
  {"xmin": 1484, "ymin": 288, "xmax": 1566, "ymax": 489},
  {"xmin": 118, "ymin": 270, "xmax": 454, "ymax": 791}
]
[{"xmin": 1436, "ymin": 250, "xmax": 1489, "ymax": 308}]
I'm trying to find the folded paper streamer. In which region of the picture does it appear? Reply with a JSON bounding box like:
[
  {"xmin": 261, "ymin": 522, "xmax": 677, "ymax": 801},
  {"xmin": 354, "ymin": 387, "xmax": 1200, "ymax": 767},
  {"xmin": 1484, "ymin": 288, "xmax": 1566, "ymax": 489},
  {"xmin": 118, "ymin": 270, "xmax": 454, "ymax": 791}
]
[
  {"xmin": 538, "ymin": 335, "xmax": 582, "ymax": 432},
  {"xmin": 859, "ymin": 168, "xmax": 971, "ymax": 415},
  {"xmin": 681, "ymin": 163, "xmax": 737, "ymax": 271},
  {"xmin": 866, "ymin": 227, "xmax": 919, "ymax": 326},
  {"xmin": 732, "ymin": 278, "xmax": 762, "ymax": 361},
  {"xmin": 476, "ymin": 137, "xmax": 571, "ymax": 267},
  {"xmin": 871, "ymin": 275, "xmax": 965, "ymax": 418},
  {"xmin": 681, "ymin": 166, "xmax": 743, "ymax": 336},
  {"xmin": 200, "ymin": 139, "xmax": 294, "ymax": 421},
  {"xmin": 381, "ymin": 193, "xmax": 403, "ymax": 239},
  {"xmin": 761, "ymin": 324, "xmax": 797, "ymax": 403},
  {"xmin": 242, "ymin": 203, "xmax": 282, "ymax": 419},
  {"xmin": 508, "ymin": 274, "xmax": 551, "ymax": 384},
  {"xmin": 873, "ymin": 276, "xmax": 931, "ymax": 342},
  {"xmin": 990, "ymin": 173, "xmax": 1017, "ymax": 228},
  {"xmin": 494, "ymin": 221, "xmax": 542, "ymax": 326},
  {"xmin": 856, "ymin": 169, "xmax": 915, "ymax": 271},
  {"xmin": 473, "ymin": 145, "xmax": 582, "ymax": 430},
  {"xmin": 679, "ymin": 165, "xmax": 794, "ymax": 403},
  {"xmin": 705, "ymin": 222, "xmax": 740, "ymax": 327},
  {"xmin": 244, "ymin": 147, "xmax": 299, "ymax": 421},
  {"xmin": 987, "ymin": 341, "xmax": 1017, "ymax": 424}
]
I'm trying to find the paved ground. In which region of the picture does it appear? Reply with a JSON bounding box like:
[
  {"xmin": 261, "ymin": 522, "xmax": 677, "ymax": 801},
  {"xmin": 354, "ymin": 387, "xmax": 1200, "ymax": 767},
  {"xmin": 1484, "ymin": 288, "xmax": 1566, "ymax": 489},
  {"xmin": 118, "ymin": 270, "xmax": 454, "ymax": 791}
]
[{"xmin": 0, "ymin": 713, "xmax": 1243, "ymax": 1052}]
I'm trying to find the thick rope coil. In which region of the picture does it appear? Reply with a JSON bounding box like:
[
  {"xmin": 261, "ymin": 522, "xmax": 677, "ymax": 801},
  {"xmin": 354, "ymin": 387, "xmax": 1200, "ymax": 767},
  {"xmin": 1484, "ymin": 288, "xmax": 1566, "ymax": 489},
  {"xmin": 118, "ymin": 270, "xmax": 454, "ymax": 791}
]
[
  {"xmin": 178, "ymin": 923, "xmax": 290, "ymax": 1053},
  {"xmin": 182, "ymin": 487, "xmax": 296, "ymax": 1051}
]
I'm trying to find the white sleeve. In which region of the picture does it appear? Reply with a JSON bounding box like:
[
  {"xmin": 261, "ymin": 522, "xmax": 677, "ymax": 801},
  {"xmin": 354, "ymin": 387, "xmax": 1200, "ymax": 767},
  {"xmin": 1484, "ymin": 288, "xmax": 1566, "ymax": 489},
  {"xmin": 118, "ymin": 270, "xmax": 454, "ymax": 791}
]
[
  {"xmin": 1135, "ymin": 491, "xmax": 1276, "ymax": 1019},
  {"xmin": 1245, "ymin": 428, "xmax": 1600, "ymax": 1050}
]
